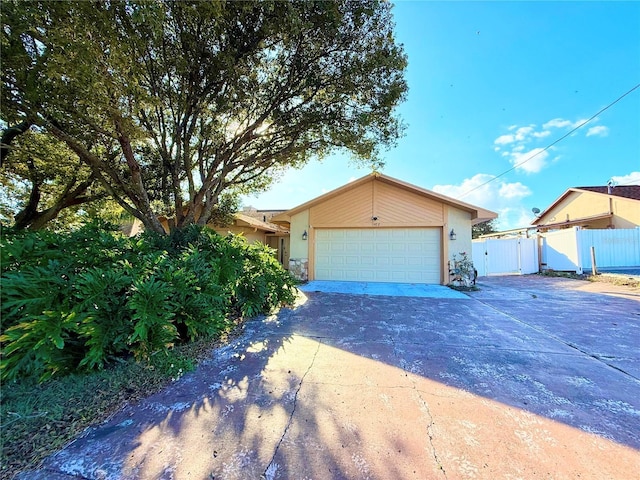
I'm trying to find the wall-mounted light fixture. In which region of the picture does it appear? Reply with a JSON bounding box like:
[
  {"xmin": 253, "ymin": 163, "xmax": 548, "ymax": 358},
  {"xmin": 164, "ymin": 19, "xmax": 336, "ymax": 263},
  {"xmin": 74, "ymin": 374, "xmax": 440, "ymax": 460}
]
[
  {"xmin": 449, "ymin": 229, "xmax": 457, "ymax": 240},
  {"xmin": 302, "ymin": 230, "xmax": 308, "ymax": 241}
]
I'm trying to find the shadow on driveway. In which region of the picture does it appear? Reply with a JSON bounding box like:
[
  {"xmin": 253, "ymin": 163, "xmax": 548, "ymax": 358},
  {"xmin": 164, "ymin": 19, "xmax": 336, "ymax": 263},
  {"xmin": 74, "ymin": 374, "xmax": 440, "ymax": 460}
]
[{"xmin": 19, "ymin": 276, "xmax": 640, "ymax": 480}]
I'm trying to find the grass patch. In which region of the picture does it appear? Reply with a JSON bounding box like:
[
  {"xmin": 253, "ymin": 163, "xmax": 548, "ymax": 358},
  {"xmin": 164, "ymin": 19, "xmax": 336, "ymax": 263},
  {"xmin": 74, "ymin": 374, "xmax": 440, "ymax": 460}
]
[
  {"xmin": 0, "ymin": 320, "xmax": 244, "ymax": 479},
  {"xmin": 538, "ymin": 270, "xmax": 585, "ymax": 280},
  {"xmin": 588, "ymin": 273, "xmax": 640, "ymax": 288},
  {"xmin": 539, "ymin": 269, "xmax": 640, "ymax": 288}
]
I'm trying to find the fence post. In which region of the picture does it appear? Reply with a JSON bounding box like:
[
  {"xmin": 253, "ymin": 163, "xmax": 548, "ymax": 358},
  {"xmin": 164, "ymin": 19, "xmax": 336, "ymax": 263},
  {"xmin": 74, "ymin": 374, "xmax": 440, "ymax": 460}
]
[
  {"xmin": 574, "ymin": 227, "xmax": 583, "ymax": 274},
  {"xmin": 590, "ymin": 246, "xmax": 597, "ymax": 275}
]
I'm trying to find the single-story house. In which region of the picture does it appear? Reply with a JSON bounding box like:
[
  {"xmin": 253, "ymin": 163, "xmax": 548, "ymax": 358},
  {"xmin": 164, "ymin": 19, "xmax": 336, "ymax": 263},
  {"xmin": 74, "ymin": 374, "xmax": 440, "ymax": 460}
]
[
  {"xmin": 211, "ymin": 213, "xmax": 290, "ymax": 267},
  {"xmin": 532, "ymin": 185, "xmax": 640, "ymax": 232},
  {"xmin": 272, "ymin": 173, "xmax": 497, "ymax": 285}
]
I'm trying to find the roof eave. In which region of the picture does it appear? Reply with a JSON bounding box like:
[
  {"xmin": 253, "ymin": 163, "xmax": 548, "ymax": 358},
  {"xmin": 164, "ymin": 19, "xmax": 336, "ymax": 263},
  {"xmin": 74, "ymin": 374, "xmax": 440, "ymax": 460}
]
[{"xmin": 534, "ymin": 212, "xmax": 613, "ymax": 230}]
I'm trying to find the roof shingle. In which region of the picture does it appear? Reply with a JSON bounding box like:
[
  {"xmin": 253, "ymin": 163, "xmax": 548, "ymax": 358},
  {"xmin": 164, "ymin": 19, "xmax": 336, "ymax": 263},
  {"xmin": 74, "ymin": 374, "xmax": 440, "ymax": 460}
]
[{"xmin": 576, "ymin": 185, "xmax": 640, "ymax": 200}]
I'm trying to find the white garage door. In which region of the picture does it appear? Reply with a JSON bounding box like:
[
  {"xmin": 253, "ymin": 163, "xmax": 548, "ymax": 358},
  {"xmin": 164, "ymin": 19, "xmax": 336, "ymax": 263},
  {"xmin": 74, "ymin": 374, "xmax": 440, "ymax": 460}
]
[{"xmin": 315, "ymin": 228, "xmax": 441, "ymax": 283}]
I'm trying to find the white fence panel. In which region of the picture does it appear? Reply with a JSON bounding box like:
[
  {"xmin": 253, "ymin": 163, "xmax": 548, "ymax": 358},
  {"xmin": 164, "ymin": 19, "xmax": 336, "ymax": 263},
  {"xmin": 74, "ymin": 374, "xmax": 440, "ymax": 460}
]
[
  {"xmin": 472, "ymin": 237, "xmax": 538, "ymax": 276},
  {"xmin": 578, "ymin": 228, "xmax": 640, "ymax": 268},
  {"xmin": 540, "ymin": 227, "xmax": 583, "ymax": 273},
  {"xmin": 519, "ymin": 238, "xmax": 539, "ymax": 274},
  {"xmin": 472, "ymin": 241, "xmax": 488, "ymax": 276}
]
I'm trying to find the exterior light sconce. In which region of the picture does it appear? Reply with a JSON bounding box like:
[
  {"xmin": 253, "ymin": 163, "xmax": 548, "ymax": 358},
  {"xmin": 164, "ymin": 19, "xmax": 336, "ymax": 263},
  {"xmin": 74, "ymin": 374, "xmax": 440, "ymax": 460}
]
[
  {"xmin": 449, "ymin": 229, "xmax": 457, "ymax": 240},
  {"xmin": 302, "ymin": 230, "xmax": 308, "ymax": 241}
]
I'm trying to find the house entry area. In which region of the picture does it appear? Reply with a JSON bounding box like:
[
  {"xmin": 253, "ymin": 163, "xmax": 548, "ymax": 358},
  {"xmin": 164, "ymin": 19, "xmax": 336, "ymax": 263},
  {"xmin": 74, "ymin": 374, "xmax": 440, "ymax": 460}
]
[{"xmin": 314, "ymin": 228, "xmax": 441, "ymax": 283}]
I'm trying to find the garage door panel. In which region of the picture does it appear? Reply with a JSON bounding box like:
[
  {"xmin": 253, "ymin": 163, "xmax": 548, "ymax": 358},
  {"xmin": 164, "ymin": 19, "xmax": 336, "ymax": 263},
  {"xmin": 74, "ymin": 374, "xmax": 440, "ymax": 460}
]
[
  {"xmin": 361, "ymin": 256, "xmax": 375, "ymax": 266},
  {"xmin": 375, "ymin": 243, "xmax": 390, "ymax": 253},
  {"xmin": 314, "ymin": 228, "xmax": 441, "ymax": 283},
  {"xmin": 361, "ymin": 244, "xmax": 375, "ymax": 254},
  {"xmin": 391, "ymin": 256, "xmax": 406, "ymax": 266}
]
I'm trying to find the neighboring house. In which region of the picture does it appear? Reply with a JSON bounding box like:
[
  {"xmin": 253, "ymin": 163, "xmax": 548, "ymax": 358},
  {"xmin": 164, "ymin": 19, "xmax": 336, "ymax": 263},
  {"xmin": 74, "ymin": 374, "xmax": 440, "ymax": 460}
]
[
  {"xmin": 272, "ymin": 173, "xmax": 497, "ymax": 285},
  {"xmin": 532, "ymin": 185, "xmax": 640, "ymax": 232}
]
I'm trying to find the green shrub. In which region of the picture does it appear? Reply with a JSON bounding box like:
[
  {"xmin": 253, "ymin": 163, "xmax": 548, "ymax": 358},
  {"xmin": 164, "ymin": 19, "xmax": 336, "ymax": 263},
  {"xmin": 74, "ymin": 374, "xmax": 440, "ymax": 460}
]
[{"xmin": 0, "ymin": 223, "xmax": 297, "ymax": 381}]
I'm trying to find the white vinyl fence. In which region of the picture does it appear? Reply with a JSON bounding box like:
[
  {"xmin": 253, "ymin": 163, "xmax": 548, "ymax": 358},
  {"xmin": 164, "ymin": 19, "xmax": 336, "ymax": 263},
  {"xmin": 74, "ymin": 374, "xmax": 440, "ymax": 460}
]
[
  {"xmin": 473, "ymin": 228, "xmax": 640, "ymax": 276},
  {"xmin": 472, "ymin": 237, "xmax": 538, "ymax": 276},
  {"xmin": 539, "ymin": 228, "xmax": 582, "ymax": 273},
  {"xmin": 579, "ymin": 228, "xmax": 640, "ymax": 270},
  {"xmin": 541, "ymin": 227, "xmax": 640, "ymax": 273}
]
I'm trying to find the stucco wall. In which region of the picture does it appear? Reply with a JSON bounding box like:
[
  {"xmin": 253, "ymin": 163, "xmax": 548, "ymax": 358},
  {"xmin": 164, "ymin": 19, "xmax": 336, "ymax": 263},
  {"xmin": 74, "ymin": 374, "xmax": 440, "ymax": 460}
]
[
  {"xmin": 289, "ymin": 210, "xmax": 310, "ymax": 259},
  {"xmin": 612, "ymin": 197, "xmax": 640, "ymax": 228},
  {"xmin": 211, "ymin": 226, "xmax": 266, "ymax": 244},
  {"xmin": 542, "ymin": 191, "xmax": 609, "ymax": 225},
  {"xmin": 447, "ymin": 207, "xmax": 473, "ymax": 262}
]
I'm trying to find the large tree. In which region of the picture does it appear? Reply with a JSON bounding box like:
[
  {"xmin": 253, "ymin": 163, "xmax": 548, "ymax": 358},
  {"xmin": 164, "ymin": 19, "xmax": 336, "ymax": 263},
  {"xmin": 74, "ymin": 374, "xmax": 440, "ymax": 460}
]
[
  {"xmin": 472, "ymin": 219, "xmax": 499, "ymax": 239},
  {"xmin": 1, "ymin": 0, "xmax": 407, "ymax": 233}
]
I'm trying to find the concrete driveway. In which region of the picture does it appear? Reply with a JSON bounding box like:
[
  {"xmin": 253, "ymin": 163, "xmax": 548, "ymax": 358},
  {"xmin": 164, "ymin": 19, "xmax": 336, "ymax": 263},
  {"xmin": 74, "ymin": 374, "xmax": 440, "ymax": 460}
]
[{"xmin": 19, "ymin": 276, "xmax": 640, "ymax": 480}]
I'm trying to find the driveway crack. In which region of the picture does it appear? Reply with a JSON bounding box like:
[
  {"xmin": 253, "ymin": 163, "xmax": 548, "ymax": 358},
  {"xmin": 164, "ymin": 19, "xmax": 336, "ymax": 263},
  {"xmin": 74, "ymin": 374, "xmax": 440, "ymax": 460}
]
[
  {"xmin": 262, "ymin": 340, "xmax": 321, "ymax": 479},
  {"xmin": 412, "ymin": 384, "xmax": 448, "ymax": 479},
  {"xmin": 392, "ymin": 326, "xmax": 447, "ymax": 479}
]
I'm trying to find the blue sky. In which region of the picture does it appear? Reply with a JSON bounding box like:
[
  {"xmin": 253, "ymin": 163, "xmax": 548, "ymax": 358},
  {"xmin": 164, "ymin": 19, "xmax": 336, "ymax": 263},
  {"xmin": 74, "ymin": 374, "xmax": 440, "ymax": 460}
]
[{"xmin": 244, "ymin": 1, "xmax": 640, "ymax": 230}]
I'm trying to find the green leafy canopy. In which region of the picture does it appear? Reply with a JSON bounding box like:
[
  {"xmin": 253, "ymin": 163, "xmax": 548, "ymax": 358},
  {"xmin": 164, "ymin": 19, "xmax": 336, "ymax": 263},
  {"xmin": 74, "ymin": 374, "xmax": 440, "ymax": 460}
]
[{"xmin": 1, "ymin": 0, "xmax": 408, "ymax": 233}]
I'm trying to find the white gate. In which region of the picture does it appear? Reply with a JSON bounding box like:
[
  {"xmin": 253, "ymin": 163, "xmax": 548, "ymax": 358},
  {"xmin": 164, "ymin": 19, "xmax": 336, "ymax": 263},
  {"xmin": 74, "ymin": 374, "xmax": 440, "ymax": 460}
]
[{"xmin": 472, "ymin": 237, "xmax": 539, "ymax": 276}]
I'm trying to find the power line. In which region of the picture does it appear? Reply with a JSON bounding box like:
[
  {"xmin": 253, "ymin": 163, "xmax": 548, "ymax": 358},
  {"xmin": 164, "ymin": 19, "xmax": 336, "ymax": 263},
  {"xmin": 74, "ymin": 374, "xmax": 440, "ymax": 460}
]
[{"xmin": 459, "ymin": 82, "xmax": 640, "ymax": 199}]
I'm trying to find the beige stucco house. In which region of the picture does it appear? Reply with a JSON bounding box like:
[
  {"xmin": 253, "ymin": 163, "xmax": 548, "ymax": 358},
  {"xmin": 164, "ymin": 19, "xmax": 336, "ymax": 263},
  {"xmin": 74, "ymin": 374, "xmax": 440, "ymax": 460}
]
[
  {"xmin": 272, "ymin": 173, "xmax": 497, "ymax": 285},
  {"xmin": 532, "ymin": 185, "xmax": 640, "ymax": 232}
]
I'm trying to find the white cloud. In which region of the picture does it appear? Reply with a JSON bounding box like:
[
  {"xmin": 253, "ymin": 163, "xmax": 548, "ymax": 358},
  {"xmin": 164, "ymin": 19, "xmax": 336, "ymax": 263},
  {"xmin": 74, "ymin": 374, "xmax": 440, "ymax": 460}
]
[
  {"xmin": 543, "ymin": 118, "xmax": 573, "ymax": 129},
  {"xmin": 494, "ymin": 116, "xmax": 609, "ymax": 176},
  {"xmin": 494, "ymin": 125, "xmax": 538, "ymax": 146},
  {"xmin": 499, "ymin": 182, "xmax": 531, "ymax": 199},
  {"xmin": 532, "ymin": 130, "xmax": 551, "ymax": 139},
  {"xmin": 495, "ymin": 206, "xmax": 537, "ymax": 231},
  {"xmin": 610, "ymin": 171, "xmax": 640, "ymax": 185},
  {"xmin": 494, "ymin": 134, "xmax": 515, "ymax": 145},
  {"xmin": 514, "ymin": 125, "xmax": 535, "ymax": 140},
  {"xmin": 586, "ymin": 125, "xmax": 609, "ymax": 137},
  {"xmin": 509, "ymin": 147, "xmax": 550, "ymax": 174},
  {"xmin": 432, "ymin": 174, "xmax": 532, "ymax": 230}
]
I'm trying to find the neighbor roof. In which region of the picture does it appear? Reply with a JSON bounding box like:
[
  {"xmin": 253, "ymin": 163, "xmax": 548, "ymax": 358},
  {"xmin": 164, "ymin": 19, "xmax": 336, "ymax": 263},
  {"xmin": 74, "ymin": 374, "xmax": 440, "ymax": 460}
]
[
  {"xmin": 532, "ymin": 186, "xmax": 640, "ymax": 225},
  {"xmin": 272, "ymin": 173, "xmax": 497, "ymax": 224},
  {"xmin": 577, "ymin": 185, "xmax": 640, "ymax": 200}
]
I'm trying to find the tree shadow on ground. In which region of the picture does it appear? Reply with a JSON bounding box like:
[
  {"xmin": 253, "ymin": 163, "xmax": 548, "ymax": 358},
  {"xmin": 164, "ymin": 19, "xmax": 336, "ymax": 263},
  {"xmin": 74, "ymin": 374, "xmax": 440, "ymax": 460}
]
[{"xmin": 30, "ymin": 287, "xmax": 640, "ymax": 479}]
